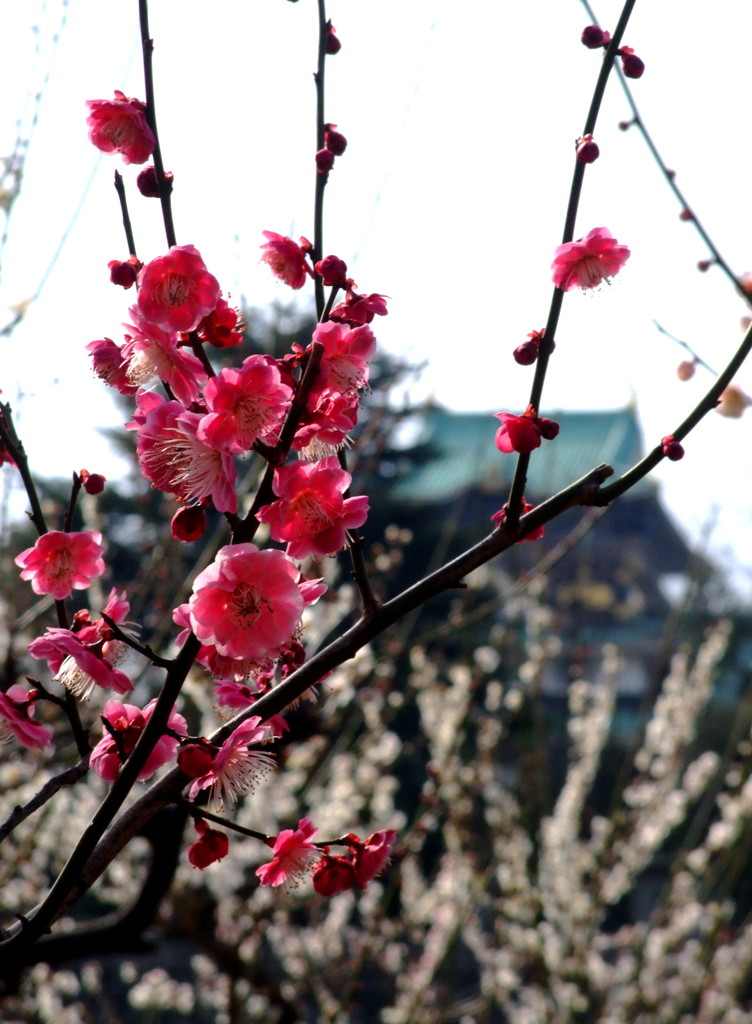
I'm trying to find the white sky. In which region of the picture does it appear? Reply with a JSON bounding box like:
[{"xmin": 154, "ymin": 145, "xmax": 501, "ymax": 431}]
[{"xmin": 2, "ymin": 0, "xmax": 752, "ymax": 594}]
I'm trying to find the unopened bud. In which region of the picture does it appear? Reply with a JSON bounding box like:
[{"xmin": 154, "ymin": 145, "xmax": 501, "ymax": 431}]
[
  {"xmin": 717, "ymin": 384, "xmax": 751, "ymax": 419},
  {"xmin": 676, "ymin": 360, "xmax": 696, "ymax": 382},
  {"xmin": 537, "ymin": 417, "xmax": 560, "ymax": 441},
  {"xmin": 620, "ymin": 51, "xmax": 645, "ymax": 79},
  {"xmin": 325, "ymin": 22, "xmax": 341, "ymax": 55},
  {"xmin": 324, "ymin": 125, "xmax": 347, "ymax": 156},
  {"xmin": 136, "ymin": 165, "xmax": 174, "ymax": 198},
  {"xmin": 315, "ymin": 255, "xmax": 348, "ymax": 287},
  {"xmin": 171, "ymin": 505, "xmax": 207, "ymax": 542},
  {"xmin": 80, "ymin": 470, "xmax": 106, "ymax": 495},
  {"xmin": 178, "ymin": 742, "xmax": 216, "ymax": 778},
  {"xmin": 661, "ymin": 435, "xmax": 685, "ymax": 461},
  {"xmin": 315, "ymin": 148, "xmax": 335, "ymax": 174},
  {"xmin": 576, "ymin": 135, "xmax": 600, "ymax": 164},
  {"xmin": 697, "ymin": 259, "xmax": 713, "ymax": 272},
  {"xmin": 513, "ymin": 340, "xmax": 539, "ymax": 365},
  {"xmin": 108, "ymin": 258, "xmax": 140, "ymax": 289},
  {"xmin": 581, "ymin": 24, "xmax": 609, "ymax": 48}
]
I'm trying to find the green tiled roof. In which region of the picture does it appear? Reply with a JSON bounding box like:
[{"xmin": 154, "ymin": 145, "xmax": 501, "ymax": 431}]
[{"xmin": 393, "ymin": 405, "xmax": 650, "ymax": 504}]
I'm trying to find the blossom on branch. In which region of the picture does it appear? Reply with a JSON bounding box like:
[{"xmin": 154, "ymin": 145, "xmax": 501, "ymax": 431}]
[
  {"xmin": 196, "ymin": 298, "xmax": 244, "ymax": 349},
  {"xmin": 311, "ymin": 829, "xmax": 397, "ymax": 896},
  {"xmin": 28, "ymin": 588, "xmax": 133, "ymax": 699},
  {"xmin": 85, "ymin": 91, "xmax": 155, "ymax": 165},
  {"xmin": 15, "ymin": 531, "xmax": 105, "ymax": 600},
  {"xmin": 137, "ymin": 245, "xmax": 221, "ymax": 333},
  {"xmin": 121, "ymin": 307, "xmax": 206, "ymax": 406},
  {"xmin": 87, "ymin": 338, "xmax": 139, "ymax": 395},
  {"xmin": 187, "ymin": 543, "xmax": 324, "ymax": 663},
  {"xmin": 90, "ymin": 698, "xmax": 187, "ymax": 782},
  {"xmin": 257, "ymin": 456, "xmax": 369, "ymax": 559},
  {"xmin": 309, "ymin": 321, "xmax": 377, "ymax": 398},
  {"xmin": 187, "ymin": 717, "xmax": 275, "ymax": 808},
  {"xmin": 129, "ymin": 392, "xmax": 237, "ymax": 513},
  {"xmin": 0, "ymin": 685, "xmax": 53, "ymax": 750},
  {"xmin": 260, "ymin": 231, "xmax": 313, "ymax": 290},
  {"xmin": 494, "ymin": 406, "xmax": 560, "ymax": 455},
  {"xmin": 256, "ymin": 817, "xmax": 320, "ymax": 889},
  {"xmin": 197, "ymin": 355, "xmax": 292, "ymax": 454},
  {"xmin": 551, "ymin": 227, "xmax": 630, "ymax": 291}
]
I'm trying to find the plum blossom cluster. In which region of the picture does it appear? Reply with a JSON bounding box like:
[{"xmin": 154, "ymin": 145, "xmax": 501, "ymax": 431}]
[
  {"xmin": 89, "ymin": 236, "xmax": 379, "ymax": 529},
  {"xmin": 28, "ymin": 588, "xmax": 134, "ymax": 700},
  {"xmin": 252, "ymin": 817, "xmax": 397, "ymax": 896}
]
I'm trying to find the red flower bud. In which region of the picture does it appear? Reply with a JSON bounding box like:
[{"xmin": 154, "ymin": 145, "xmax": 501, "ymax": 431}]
[
  {"xmin": 108, "ymin": 258, "xmax": 140, "ymax": 289},
  {"xmin": 679, "ymin": 208, "xmax": 694, "ymax": 222},
  {"xmin": 312, "ymin": 855, "xmax": 356, "ymax": 897},
  {"xmin": 315, "ymin": 148, "xmax": 335, "ymax": 174},
  {"xmin": 697, "ymin": 259, "xmax": 713, "ymax": 272},
  {"xmin": 661, "ymin": 435, "xmax": 684, "ymax": 461},
  {"xmin": 136, "ymin": 165, "xmax": 174, "ymax": 198},
  {"xmin": 513, "ymin": 340, "xmax": 539, "ymax": 365},
  {"xmin": 187, "ymin": 819, "xmax": 229, "ymax": 869},
  {"xmin": 315, "ymin": 255, "xmax": 348, "ymax": 288},
  {"xmin": 324, "ymin": 125, "xmax": 347, "ymax": 156},
  {"xmin": 620, "ymin": 50, "xmax": 645, "ymax": 79},
  {"xmin": 178, "ymin": 742, "xmax": 216, "ymax": 779},
  {"xmin": 581, "ymin": 24, "xmax": 610, "ymax": 48},
  {"xmin": 537, "ymin": 417, "xmax": 560, "ymax": 441},
  {"xmin": 576, "ymin": 135, "xmax": 600, "ymax": 164},
  {"xmin": 79, "ymin": 470, "xmax": 106, "ymax": 495},
  {"xmin": 325, "ymin": 23, "xmax": 341, "ymax": 55},
  {"xmin": 171, "ymin": 505, "xmax": 207, "ymax": 542}
]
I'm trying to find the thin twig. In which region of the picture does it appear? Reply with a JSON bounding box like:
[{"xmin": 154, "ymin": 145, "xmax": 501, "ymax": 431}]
[{"xmin": 0, "ymin": 759, "xmax": 89, "ymax": 845}]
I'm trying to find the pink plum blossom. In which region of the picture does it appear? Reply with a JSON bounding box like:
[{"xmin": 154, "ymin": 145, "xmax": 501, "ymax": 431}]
[
  {"xmin": 90, "ymin": 698, "xmax": 187, "ymax": 782},
  {"xmin": 129, "ymin": 392, "xmax": 237, "ymax": 513},
  {"xmin": 257, "ymin": 456, "xmax": 369, "ymax": 559},
  {"xmin": 86, "ymin": 338, "xmax": 138, "ymax": 395},
  {"xmin": 188, "ymin": 717, "xmax": 275, "ymax": 808},
  {"xmin": 260, "ymin": 231, "xmax": 312, "ymax": 290},
  {"xmin": 15, "ymin": 531, "xmax": 105, "ymax": 600},
  {"xmin": 197, "ymin": 355, "xmax": 292, "ymax": 454},
  {"xmin": 137, "ymin": 245, "xmax": 220, "ymax": 333},
  {"xmin": 551, "ymin": 227, "xmax": 630, "ymax": 291},
  {"xmin": 494, "ymin": 406, "xmax": 560, "ymax": 455},
  {"xmin": 28, "ymin": 588, "xmax": 134, "ymax": 699},
  {"xmin": 352, "ymin": 829, "xmax": 397, "ymax": 888},
  {"xmin": 121, "ymin": 307, "xmax": 206, "ymax": 406},
  {"xmin": 85, "ymin": 91, "xmax": 155, "ymax": 165},
  {"xmin": 329, "ymin": 291, "xmax": 388, "ymax": 326},
  {"xmin": 309, "ymin": 321, "xmax": 376, "ymax": 398},
  {"xmin": 256, "ymin": 818, "xmax": 320, "ymax": 889},
  {"xmin": 0, "ymin": 685, "xmax": 53, "ymax": 750},
  {"xmin": 196, "ymin": 298, "xmax": 243, "ymax": 349},
  {"xmin": 293, "ymin": 388, "xmax": 360, "ymax": 456},
  {"xmin": 187, "ymin": 544, "xmax": 316, "ymax": 663}
]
